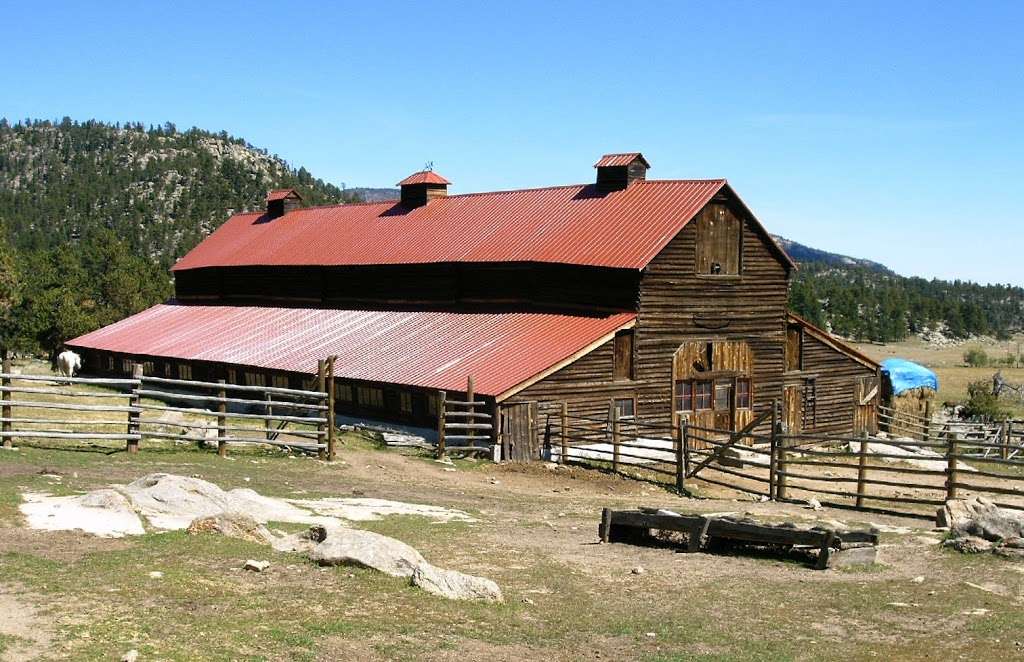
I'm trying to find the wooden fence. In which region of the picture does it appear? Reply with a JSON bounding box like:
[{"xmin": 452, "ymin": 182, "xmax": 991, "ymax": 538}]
[
  {"xmin": 540, "ymin": 400, "xmax": 1024, "ymax": 519},
  {"xmin": 436, "ymin": 376, "xmax": 495, "ymax": 459},
  {"xmin": 0, "ymin": 357, "xmax": 336, "ymax": 459}
]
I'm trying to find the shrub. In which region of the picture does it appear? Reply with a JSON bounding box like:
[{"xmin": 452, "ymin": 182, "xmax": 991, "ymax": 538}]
[
  {"xmin": 960, "ymin": 380, "xmax": 1009, "ymax": 420},
  {"xmin": 963, "ymin": 348, "xmax": 988, "ymax": 367}
]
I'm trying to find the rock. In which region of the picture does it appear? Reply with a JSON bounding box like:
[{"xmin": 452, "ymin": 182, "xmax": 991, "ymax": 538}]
[
  {"xmin": 186, "ymin": 512, "xmax": 275, "ymax": 545},
  {"xmin": 148, "ymin": 571, "xmax": 163, "ymax": 579},
  {"xmin": 310, "ymin": 528, "xmax": 427, "ymax": 577},
  {"xmin": 942, "ymin": 535, "xmax": 993, "ymax": 554},
  {"xmin": 243, "ymin": 559, "xmax": 270, "ymax": 573},
  {"xmin": 121, "ymin": 650, "xmax": 139, "ymax": 662},
  {"xmin": 807, "ymin": 498, "xmax": 822, "ymax": 511},
  {"xmin": 911, "ymin": 576, "xmax": 925, "ymax": 584},
  {"xmin": 631, "ymin": 566, "xmax": 645, "ymax": 575},
  {"xmin": 939, "ymin": 497, "xmax": 1024, "ymax": 542},
  {"xmin": 410, "ymin": 564, "xmax": 504, "ymax": 602}
]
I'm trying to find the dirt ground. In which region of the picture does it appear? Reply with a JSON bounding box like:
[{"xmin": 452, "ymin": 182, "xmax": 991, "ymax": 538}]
[{"xmin": 1, "ymin": 434, "xmax": 1023, "ymax": 661}]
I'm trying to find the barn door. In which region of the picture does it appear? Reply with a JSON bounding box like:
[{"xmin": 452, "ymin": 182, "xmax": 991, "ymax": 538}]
[
  {"xmin": 501, "ymin": 402, "xmax": 538, "ymax": 462},
  {"xmin": 783, "ymin": 385, "xmax": 803, "ymax": 434},
  {"xmin": 854, "ymin": 376, "xmax": 879, "ymax": 434}
]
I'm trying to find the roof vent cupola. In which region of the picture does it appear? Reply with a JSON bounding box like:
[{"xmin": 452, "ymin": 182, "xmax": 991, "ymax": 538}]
[
  {"xmin": 266, "ymin": 189, "xmax": 302, "ymax": 219},
  {"xmin": 594, "ymin": 153, "xmax": 650, "ymax": 194},
  {"xmin": 397, "ymin": 170, "xmax": 451, "ymax": 208}
]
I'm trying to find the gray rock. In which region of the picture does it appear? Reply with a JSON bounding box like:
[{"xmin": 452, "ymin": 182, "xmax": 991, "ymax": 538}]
[
  {"xmin": 243, "ymin": 559, "xmax": 270, "ymax": 573},
  {"xmin": 309, "ymin": 528, "xmax": 427, "ymax": 577},
  {"xmin": 940, "ymin": 497, "xmax": 1024, "ymax": 542},
  {"xmin": 410, "ymin": 564, "xmax": 504, "ymax": 602},
  {"xmin": 186, "ymin": 512, "xmax": 275, "ymax": 545},
  {"xmin": 121, "ymin": 651, "xmax": 139, "ymax": 662},
  {"xmin": 942, "ymin": 535, "xmax": 994, "ymax": 553}
]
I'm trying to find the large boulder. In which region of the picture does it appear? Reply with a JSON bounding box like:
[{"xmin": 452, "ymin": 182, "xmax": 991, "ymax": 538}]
[
  {"xmin": 309, "ymin": 528, "xmax": 427, "ymax": 577},
  {"xmin": 411, "ymin": 564, "xmax": 504, "ymax": 602},
  {"xmin": 939, "ymin": 496, "xmax": 1024, "ymax": 542}
]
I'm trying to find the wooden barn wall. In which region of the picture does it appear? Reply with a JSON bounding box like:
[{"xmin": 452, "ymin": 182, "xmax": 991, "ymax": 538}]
[
  {"xmin": 175, "ymin": 263, "xmax": 639, "ymax": 314},
  {"xmin": 634, "ymin": 200, "xmax": 790, "ymax": 429},
  {"xmin": 503, "ymin": 336, "xmax": 638, "ymax": 421},
  {"xmin": 798, "ymin": 332, "xmax": 878, "ymax": 434}
]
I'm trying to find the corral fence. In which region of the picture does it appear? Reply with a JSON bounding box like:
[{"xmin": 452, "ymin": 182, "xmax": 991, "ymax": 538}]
[
  {"xmin": 0, "ymin": 356, "xmax": 339, "ymax": 459},
  {"xmin": 537, "ymin": 399, "xmax": 1024, "ymax": 519},
  {"xmin": 436, "ymin": 376, "xmax": 497, "ymax": 460}
]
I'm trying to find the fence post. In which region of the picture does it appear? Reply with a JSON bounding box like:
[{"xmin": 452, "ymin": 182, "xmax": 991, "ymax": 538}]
[
  {"xmin": 856, "ymin": 430, "xmax": 869, "ymax": 509},
  {"xmin": 264, "ymin": 392, "xmax": 273, "ymax": 442},
  {"xmin": 466, "ymin": 375, "xmax": 475, "ymax": 450},
  {"xmin": 436, "ymin": 390, "xmax": 446, "ymax": 459},
  {"xmin": 922, "ymin": 399, "xmax": 932, "ymax": 446},
  {"xmin": 774, "ymin": 400, "xmax": 787, "ymax": 501},
  {"xmin": 217, "ymin": 378, "xmax": 227, "ymax": 458},
  {"xmin": 316, "ymin": 360, "xmax": 327, "ymax": 460},
  {"xmin": 1000, "ymin": 418, "xmax": 1009, "ymax": 461},
  {"xmin": 559, "ymin": 401, "xmax": 568, "ymax": 465},
  {"xmin": 676, "ymin": 418, "xmax": 687, "ymax": 493},
  {"xmin": 611, "ymin": 405, "xmax": 621, "ymax": 474},
  {"xmin": 945, "ymin": 430, "xmax": 959, "ymax": 501},
  {"xmin": 2, "ymin": 354, "xmax": 11, "ymax": 450},
  {"xmin": 127, "ymin": 363, "xmax": 142, "ymax": 454},
  {"xmin": 769, "ymin": 399, "xmax": 778, "ymax": 500},
  {"xmin": 326, "ymin": 355, "xmax": 337, "ymax": 461}
]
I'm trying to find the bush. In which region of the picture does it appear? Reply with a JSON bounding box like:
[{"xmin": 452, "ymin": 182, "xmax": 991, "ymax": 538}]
[
  {"xmin": 960, "ymin": 380, "xmax": 1009, "ymax": 420},
  {"xmin": 963, "ymin": 348, "xmax": 989, "ymax": 367}
]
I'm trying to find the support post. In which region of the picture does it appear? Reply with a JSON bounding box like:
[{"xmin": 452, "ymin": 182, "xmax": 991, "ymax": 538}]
[
  {"xmin": 682, "ymin": 420, "xmax": 691, "ymax": 478},
  {"xmin": 774, "ymin": 400, "xmax": 787, "ymax": 500},
  {"xmin": 611, "ymin": 404, "xmax": 621, "ymax": 473},
  {"xmin": 127, "ymin": 363, "xmax": 142, "ymax": 454},
  {"xmin": 2, "ymin": 354, "xmax": 11, "ymax": 449},
  {"xmin": 923, "ymin": 398, "xmax": 933, "ymax": 445},
  {"xmin": 946, "ymin": 430, "xmax": 959, "ymax": 501},
  {"xmin": 316, "ymin": 360, "xmax": 326, "ymax": 460},
  {"xmin": 326, "ymin": 355, "xmax": 337, "ymax": 461},
  {"xmin": 436, "ymin": 390, "xmax": 446, "ymax": 459},
  {"xmin": 1000, "ymin": 418, "xmax": 1009, "ymax": 461},
  {"xmin": 559, "ymin": 401, "xmax": 568, "ymax": 465},
  {"xmin": 676, "ymin": 418, "xmax": 687, "ymax": 493},
  {"xmin": 217, "ymin": 379, "xmax": 227, "ymax": 458},
  {"xmin": 466, "ymin": 375, "xmax": 475, "ymax": 450},
  {"xmin": 769, "ymin": 399, "xmax": 778, "ymax": 499},
  {"xmin": 855, "ymin": 430, "xmax": 869, "ymax": 509},
  {"xmin": 264, "ymin": 392, "xmax": 273, "ymax": 441}
]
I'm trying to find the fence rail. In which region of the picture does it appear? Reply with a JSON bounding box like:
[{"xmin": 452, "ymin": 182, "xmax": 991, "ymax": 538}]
[
  {"xmin": 0, "ymin": 355, "xmax": 339, "ymax": 459},
  {"xmin": 543, "ymin": 398, "xmax": 1024, "ymax": 519}
]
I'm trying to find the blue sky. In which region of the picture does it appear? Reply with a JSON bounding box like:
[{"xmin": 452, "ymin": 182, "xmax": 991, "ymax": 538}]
[{"xmin": 2, "ymin": 1, "xmax": 1021, "ymax": 284}]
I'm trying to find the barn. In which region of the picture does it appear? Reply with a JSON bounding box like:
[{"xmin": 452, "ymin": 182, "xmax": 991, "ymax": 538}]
[{"xmin": 68, "ymin": 153, "xmax": 879, "ymax": 457}]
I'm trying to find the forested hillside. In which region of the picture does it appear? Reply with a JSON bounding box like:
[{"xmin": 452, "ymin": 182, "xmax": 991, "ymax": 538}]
[{"xmin": 0, "ymin": 118, "xmax": 359, "ymax": 358}]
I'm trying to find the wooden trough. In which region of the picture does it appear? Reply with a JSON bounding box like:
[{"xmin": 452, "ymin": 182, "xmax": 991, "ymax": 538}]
[{"xmin": 598, "ymin": 508, "xmax": 879, "ymax": 570}]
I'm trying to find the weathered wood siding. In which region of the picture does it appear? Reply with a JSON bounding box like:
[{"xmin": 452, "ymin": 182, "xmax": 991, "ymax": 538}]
[
  {"xmin": 634, "ymin": 197, "xmax": 790, "ymax": 429},
  {"xmin": 796, "ymin": 331, "xmax": 878, "ymax": 434}
]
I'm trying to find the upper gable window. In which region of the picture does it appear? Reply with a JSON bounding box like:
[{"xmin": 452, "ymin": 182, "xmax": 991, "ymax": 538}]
[{"xmin": 695, "ymin": 204, "xmax": 742, "ymax": 276}]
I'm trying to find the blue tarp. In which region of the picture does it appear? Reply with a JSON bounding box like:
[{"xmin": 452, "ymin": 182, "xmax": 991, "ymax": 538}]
[{"xmin": 881, "ymin": 358, "xmax": 938, "ymax": 395}]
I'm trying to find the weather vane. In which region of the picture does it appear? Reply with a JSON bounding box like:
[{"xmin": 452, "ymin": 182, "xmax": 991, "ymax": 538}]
[{"xmin": 424, "ymin": 161, "xmax": 434, "ymax": 172}]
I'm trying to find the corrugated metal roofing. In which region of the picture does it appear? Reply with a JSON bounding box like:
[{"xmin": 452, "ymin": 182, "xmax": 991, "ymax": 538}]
[
  {"xmin": 266, "ymin": 189, "xmax": 299, "ymax": 201},
  {"xmin": 68, "ymin": 304, "xmax": 636, "ymax": 397},
  {"xmin": 172, "ymin": 179, "xmax": 728, "ymax": 272},
  {"xmin": 396, "ymin": 171, "xmax": 451, "ymax": 186},
  {"xmin": 593, "ymin": 153, "xmax": 650, "ymax": 168}
]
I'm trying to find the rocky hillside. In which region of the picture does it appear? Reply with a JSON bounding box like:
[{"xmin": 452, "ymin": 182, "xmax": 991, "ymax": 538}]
[{"xmin": 0, "ymin": 118, "xmax": 360, "ymax": 270}]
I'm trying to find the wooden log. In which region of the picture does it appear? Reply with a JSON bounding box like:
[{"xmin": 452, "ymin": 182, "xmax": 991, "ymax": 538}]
[
  {"xmin": 611, "ymin": 404, "xmax": 621, "ymax": 473},
  {"xmin": 675, "ymin": 418, "xmax": 686, "ymax": 493},
  {"xmin": 1001, "ymin": 419, "xmax": 1009, "ymax": 461},
  {"xmin": 264, "ymin": 392, "xmax": 273, "ymax": 442},
  {"xmin": 127, "ymin": 364, "xmax": 142, "ymax": 453},
  {"xmin": 466, "ymin": 376, "xmax": 475, "ymax": 451},
  {"xmin": 138, "ymin": 403, "xmax": 324, "ymax": 423},
  {"xmin": 946, "ymin": 431, "xmax": 959, "ymax": 501},
  {"xmin": 316, "ymin": 360, "xmax": 327, "ymax": 461},
  {"xmin": 0, "ymin": 386, "xmax": 132, "ymax": 398},
  {"xmin": 775, "ymin": 403, "xmax": 788, "ymax": 500},
  {"xmin": 599, "ymin": 507, "xmax": 612, "ymax": 542},
  {"xmin": 436, "ymin": 390, "xmax": 446, "ymax": 459},
  {"xmin": 560, "ymin": 401, "xmax": 568, "ymax": 466},
  {"xmin": 2, "ymin": 356, "xmax": 10, "ymax": 449},
  {"xmin": 326, "ymin": 355, "xmax": 337, "ymax": 461},
  {"xmin": 0, "ymin": 431, "xmax": 141, "ymax": 440},
  {"xmin": 217, "ymin": 379, "xmax": 227, "ymax": 458},
  {"xmin": 133, "ymin": 390, "xmax": 327, "ymax": 410},
  {"xmin": 0, "ymin": 373, "xmax": 139, "ymax": 387},
  {"xmin": 769, "ymin": 398, "xmax": 778, "ymax": 499},
  {"xmin": 856, "ymin": 430, "xmax": 869, "ymax": 509},
  {"xmin": 140, "ymin": 375, "xmax": 325, "ymax": 398},
  {"xmin": 4, "ymin": 400, "xmax": 141, "ymax": 413}
]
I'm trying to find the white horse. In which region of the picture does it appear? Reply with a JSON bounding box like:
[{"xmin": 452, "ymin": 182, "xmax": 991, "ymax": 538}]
[{"xmin": 56, "ymin": 350, "xmax": 82, "ymax": 382}]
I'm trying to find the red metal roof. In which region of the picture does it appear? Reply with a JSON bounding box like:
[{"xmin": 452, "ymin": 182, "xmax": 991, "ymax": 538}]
[
  {"xmin": 267, "ymin": 189, "xmax": 300, "ymax": 202},
  {"xmin": 173, "ymin": 179, "xmax": 731, "ymax": 272},
  {"xmin": 68, "ymin": 305, "xmax": 636, "ymax": 397},
  {"xmin": 593, "ymin": 153, "xmax": 650, "ymax": 168},
  {"xmin": 396, "ymin": 171, "xmax": 451, "ymax": 186}
]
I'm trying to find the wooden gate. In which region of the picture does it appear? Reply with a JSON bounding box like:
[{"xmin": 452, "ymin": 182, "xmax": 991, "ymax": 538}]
[
  {"xmin": 854, "ymin": 375, "xmax": 879, "ymax": 434},
  {"xmin": 501, "ymin": 402, "xmax": 538, "ymax": 462}
]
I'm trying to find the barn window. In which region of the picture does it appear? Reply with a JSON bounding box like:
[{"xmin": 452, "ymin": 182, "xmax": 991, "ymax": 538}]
[
  {"xmin": 337, "ymin": 383, "xmax": 353, "ymax": 402},
  {"xmin": 400, "ymin": 392, "xmax": 413, "ymax": 415},
  {"xmin": 178, "ymin": 364, "xmax": 193, "ymax": 381},
  {"xmin": 694, "ymin": 381, "xmax": 713, "ymax": 410},
  {"xmin": 357, "ymin": 386, "xmax": 384, "ymax": 409},
  {"xmin": 695, "ymin": 205, "xmax": 741, "ymax": 276},
  {"xmin": 612, "ymin": 397, "xmax": 635, "ymax": 420},
  {"xmin": 736, "ymin": 379, "xmax": 752, "ymax": 409},
  {"xmin": 674, "ymin": 380, "xmax": 693, "ymax": 412},
  {"xmin": 714, "ymin": 380, "xmax": 732, "ymax": 411},
  {"xmin": 613, "ymin": 329, "xmax": 634, "ymax": 380},
  {"xmin": 271, "ymin": 374, "xmax": 289, "ymax": 389}
]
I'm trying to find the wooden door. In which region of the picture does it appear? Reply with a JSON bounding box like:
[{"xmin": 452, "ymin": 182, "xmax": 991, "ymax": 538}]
[
  {"xmin": 783, "ymin": 385, "xmax": 803, "ymax": 434},
  {"xmin": 501, "ymin": 402, "xmax": 538, "ymax": 462},
  {"xmin": 854, "ymin": 376, "xmax": 879, "ymax": 434}
]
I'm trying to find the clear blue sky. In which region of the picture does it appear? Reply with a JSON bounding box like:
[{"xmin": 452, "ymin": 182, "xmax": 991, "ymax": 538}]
[{"xmin": 2, "ymin": 1, "xmax": 1021, "ymax": 284}]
